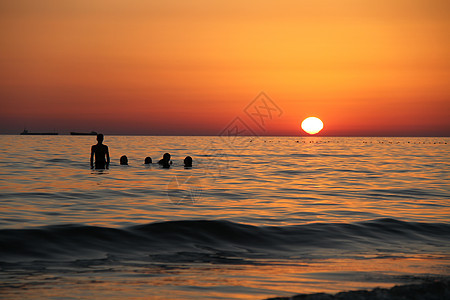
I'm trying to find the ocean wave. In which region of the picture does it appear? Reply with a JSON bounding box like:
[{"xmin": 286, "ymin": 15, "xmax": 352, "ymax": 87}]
[{"xmin": 1, "ymin": 218, "xmax": 449, "ymax": 263}]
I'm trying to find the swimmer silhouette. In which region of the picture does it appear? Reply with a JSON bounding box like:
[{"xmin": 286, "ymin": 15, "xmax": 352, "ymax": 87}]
[
  {"xmin": 158, "ymin": 153, "xmax": 172, "ymax": 168},
  {"xmin": 184, "ymin": 156, "xmax": 192, "ymax": 168},
  {"xmin": 120, "ymin": 155, "xmax": 128, "ymax": 165},
  {"xmin": 144, "ymin": 157, "xmax": 152, "ymax": 164},
  {"xmin": 90, "ymin": 134, "xmax": 110, "ymax": 169}
]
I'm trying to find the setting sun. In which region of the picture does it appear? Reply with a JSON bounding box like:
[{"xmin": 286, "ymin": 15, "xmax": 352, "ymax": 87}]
[{"xmin": 301, "ymin": 117, "xmax": 324, "ymax": 135}]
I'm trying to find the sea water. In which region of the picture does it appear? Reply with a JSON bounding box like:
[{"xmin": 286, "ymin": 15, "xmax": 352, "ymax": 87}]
[{"xmin": 0, "ymin": 135, "xmax": 449, "ymax": 299}]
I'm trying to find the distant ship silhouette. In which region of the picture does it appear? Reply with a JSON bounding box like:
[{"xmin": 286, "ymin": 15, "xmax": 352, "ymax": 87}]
[
  {"xmin": 70, "ymin": 131, "xmax": 98, "ymax": 136},
  {"xmin": 20, "ymin": 129, "xmax": 58, "ymax": 135}
]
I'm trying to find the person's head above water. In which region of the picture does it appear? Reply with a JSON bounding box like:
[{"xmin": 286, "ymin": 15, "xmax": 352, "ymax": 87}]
[
  {"xmin": 158, "ymin": 153, "xmax": 171, "ymax": 168},
  {"xmin": 144, "ymin": 157, "xmax": 152, "ymax": 164},
  {"xmin": 120, "ymin": 155, "xmax": 128, "ymax": 165},
  {"xmin": 163, "ymin": 153, "xmax": 171, "ymax": 161},
  {"xmin": 184, "ymin": 156, "xmax": 192, "ymax": 168},
  {"xmin": 97, "ymin": 133, "xmax": 104, "ymax": 143}
]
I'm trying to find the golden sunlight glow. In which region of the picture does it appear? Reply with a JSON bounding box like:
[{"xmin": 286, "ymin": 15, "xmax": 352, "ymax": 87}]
[
  {"xmin": 301, "ymin": 117, "xmax": 324, "ymax": 135},
  {"xmin": 0, "ymin": 1, "xmax": 449, "ymax": 135}
]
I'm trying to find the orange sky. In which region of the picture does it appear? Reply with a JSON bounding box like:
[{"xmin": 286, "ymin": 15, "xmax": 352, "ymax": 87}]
[{"xmin": 1, "ymin": 0, "xmax": 449, "ymax": 136}]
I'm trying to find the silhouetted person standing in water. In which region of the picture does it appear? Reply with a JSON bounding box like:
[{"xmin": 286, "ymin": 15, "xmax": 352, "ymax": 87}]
[
  {"xmin": 158, "ymin": 153, "xmax": 172, "ymax": 168},
  {"xmin": 90, "ymin": 134, "xmax": 110, "ymax": 169}
]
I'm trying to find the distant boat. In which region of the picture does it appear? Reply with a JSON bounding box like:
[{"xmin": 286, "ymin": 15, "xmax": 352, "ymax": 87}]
[
  {"xmin": 20, "ymin": 129, "xmax": 58, "ymax": 135},
  {"xmin": 70, "ymin": 131, "xmax": 98, "ymax": 136}
]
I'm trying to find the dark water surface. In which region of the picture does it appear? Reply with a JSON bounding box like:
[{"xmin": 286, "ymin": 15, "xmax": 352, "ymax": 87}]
[{"xmin": 0, "ymin": 136, "xmax": 449, "ymax": 299}]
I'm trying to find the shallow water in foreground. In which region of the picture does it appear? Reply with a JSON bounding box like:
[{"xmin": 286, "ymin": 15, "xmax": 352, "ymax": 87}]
[{"xmin": 0, "ymin": 136, "xmax": 449, "ymax": 299}]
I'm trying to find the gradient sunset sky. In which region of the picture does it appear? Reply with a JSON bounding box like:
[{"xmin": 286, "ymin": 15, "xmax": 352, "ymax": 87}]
[{"xmin": 1, "ymin": 0, "xmax": 449, "ymax": 136}]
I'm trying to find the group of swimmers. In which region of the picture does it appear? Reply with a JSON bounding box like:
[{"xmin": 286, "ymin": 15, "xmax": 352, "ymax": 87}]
[
  {"xmin": 90, "ymin": 134, "xmax": 192, "ymax": 169},
  {"xmin": 119, "ymin": 153, "xmax": 192, "ymax": 168}
]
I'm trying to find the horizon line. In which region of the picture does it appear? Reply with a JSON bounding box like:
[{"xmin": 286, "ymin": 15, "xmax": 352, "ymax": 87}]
[{"xmin": 2, "ymin": 133, "xmax": 449, "ymax": 138}]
